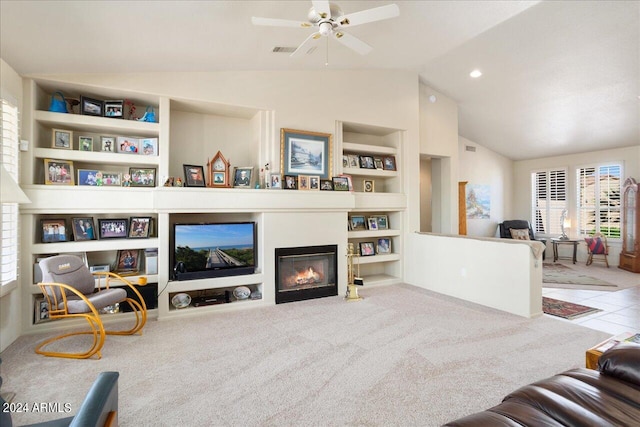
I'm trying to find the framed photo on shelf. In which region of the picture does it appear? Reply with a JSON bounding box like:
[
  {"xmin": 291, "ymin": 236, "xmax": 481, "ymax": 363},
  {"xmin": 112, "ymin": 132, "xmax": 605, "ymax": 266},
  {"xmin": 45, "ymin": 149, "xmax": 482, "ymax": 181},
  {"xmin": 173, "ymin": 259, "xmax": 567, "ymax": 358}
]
[
  {"xmin": 101, "ymin": 171, "xmax": 122, "ymax": 186},
  {"xmin": 183, "ymin": 164, "xmax": 206, "ymax": 187},
  {"xmin": 140, "ymin": 138, "xmax": 158, "ymax": 156},
  {"xmin": 374, "ymin": 157, "xmax": 384, "ymax": 170},
  {"xmin": 233, "ymin": 167, "xmax": 253, "ymax": 188},
  {"xmin": 383, "ymin": 156, "xmax": 397, "ymax": 171},
  {"xmin": 44, "ymin": 159, "xmax": 74, "ymax": 185},
  {"xmin": 359, "ymin": 242, "xmax": 376, "ymax": 256},
  {"xmin": 71, "ymin": 217, "xmax": 96, "ymax": 241},
  {"xmin": 376, "ymin": 215, "xmax": 389, "ymax": 230},
  {"xmin": 332, "ymin": 176, "xmax": 350, "ymax": 191},
  {"xmin": 101, "ymin": 136, "xmax": 116, "ymax": 152},
  {"xmin": 320, "ymin": 179, "xmax": 333, "ymax": 190},
  {"xmin": 270, "ymin": 174, "xmax": 282, "ymax": 189},
  {"xmin": 80, "ymin": 96, "xmax": 104, "ymax": 116},
  {"xmin": 98, "ymin": 218, "xmax": 129, "ymax": 239},
  {"xmin": 363, "ymin": 179, "xmax": 375, "ymax": 193},
  {"xmin": 368, "ymin": 217, "xmax": 378, "ymax": 230},
  {"xmin": 377, "ymin": 238, "xmax": 392, "ymax": 254},
  {"xmin": 104, "ymin": 100, "xmax": 124, "ymax": 118},
  {"xmin": 359, "ymin": 155, "xmax": 375, "ymax": 169},
  {"xmin": 115, "ymin": 249, "xmax": 140, "ymax": 272},
  {"xmin": 350, "ymin": 215, "xmax": 367, "ymax": 231},
  {"xmin": 342, "ymin": 155, "xmax": 349, "ymax": 169},
  {"xmin": 129, "ymin": 167, "xmax": 156, "ymax": 187},
  {"xmin": 280, "ymin": 128, "xmax": 332, "ymax": 179},
  {"xmin": 298, "ymin": 175, "xmax": 310, "ymax": 190},
  {"xmin": 78, "ymin": 135, "xmax": 93, "ymax": 151},
  {"xmin": 128, "ymin": 217, "xmax": 152, "ymax": 238},
  {"xmin": 41, "ymin": 218, "xmax": 67, "ymax": 243},
  {"xmin": 348, "ymin": 154, "xmax": 359, "ymax": 168},
  {"xmin": 77, "ymin": 169, "xmax": 99, "ymax": 186},
  {"xmin": 51, "ymin": 128, "xmax": 73, "ymax": 150},
  {"xmin": 116, "ymin": 136, "xmax": 139, "ymax": 154},
  {"xmin": 34, "ymin": 298, "xmax": 50, "ymax": 324},
  {"xmin": 284, "ymin": 175, "xmax": 297, "ymax": 190},
  {"xmin": 309, "ymin": 176, "xmax": 320, "ymax": 190}
]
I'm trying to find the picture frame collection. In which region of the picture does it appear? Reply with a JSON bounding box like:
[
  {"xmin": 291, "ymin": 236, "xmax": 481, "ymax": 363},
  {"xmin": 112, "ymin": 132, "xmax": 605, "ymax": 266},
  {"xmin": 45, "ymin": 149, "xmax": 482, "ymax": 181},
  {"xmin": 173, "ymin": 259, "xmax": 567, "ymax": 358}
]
[
  {"xmin": 40, "ymin": 216, "xmax": 153, "ymax": 243},
  {"xmin": 50, "ymin": 129, "xmax": 158, "ymax": 156},
  {"xmin": 343, "ymin": 153, "xmax": 396, "ymax": 172},
  {"xmin": 349, "ymin": 215, "xmax": 389, "ymax": 232}
]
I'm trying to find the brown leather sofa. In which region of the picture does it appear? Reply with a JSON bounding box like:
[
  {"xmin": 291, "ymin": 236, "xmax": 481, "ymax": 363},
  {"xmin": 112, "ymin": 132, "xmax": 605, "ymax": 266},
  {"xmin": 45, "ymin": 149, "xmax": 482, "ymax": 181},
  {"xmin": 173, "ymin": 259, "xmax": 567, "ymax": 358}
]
[{"xmin": 443, "ymin": 342, "xmax": 640, "ymax": 426}]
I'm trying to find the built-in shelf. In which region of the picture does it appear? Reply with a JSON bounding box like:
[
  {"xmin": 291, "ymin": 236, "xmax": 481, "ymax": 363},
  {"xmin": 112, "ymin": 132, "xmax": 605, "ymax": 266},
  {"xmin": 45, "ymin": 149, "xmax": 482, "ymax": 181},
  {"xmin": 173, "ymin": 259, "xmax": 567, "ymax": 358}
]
[
  {"xmin": 33, "ymin": 147, "xmax": 158, "ymax": 166},
  {"xmin": 166, "ymin": 273, "xmax": 264, "ymax": 294},
  {"xmin": 31, "ymin": 238, "xmax": 159, "ymax": 254},
  {"xmin": 348, "ymin": 229, "xmax": 401, "ymax": 239},
  {"xmin": 34, "ymin": 110, "xmax": 159, "ymax": 136},
  {"xmin": 343, "ymin": 142, "xmax": 397, "ymax": 155},
  {"xmin": 356, "ymin": 254, "xmax": 401, "ymax": 264}
]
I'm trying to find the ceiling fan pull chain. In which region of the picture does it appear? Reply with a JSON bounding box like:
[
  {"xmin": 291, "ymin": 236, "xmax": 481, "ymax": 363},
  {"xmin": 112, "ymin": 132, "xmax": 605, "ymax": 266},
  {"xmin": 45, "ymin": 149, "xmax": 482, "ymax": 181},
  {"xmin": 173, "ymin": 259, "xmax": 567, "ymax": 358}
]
[{"xmin": 325, "ymin": 37, "xmax": 329, "ymax": 66}]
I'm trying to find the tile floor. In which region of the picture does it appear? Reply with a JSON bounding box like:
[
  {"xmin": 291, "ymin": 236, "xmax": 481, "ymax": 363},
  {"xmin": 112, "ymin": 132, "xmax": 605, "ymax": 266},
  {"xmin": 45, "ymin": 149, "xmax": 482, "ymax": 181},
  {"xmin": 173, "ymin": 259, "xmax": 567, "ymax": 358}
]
[{"xmin": 542, "ymin": 264, "xmax": 640, "ymax": 335}]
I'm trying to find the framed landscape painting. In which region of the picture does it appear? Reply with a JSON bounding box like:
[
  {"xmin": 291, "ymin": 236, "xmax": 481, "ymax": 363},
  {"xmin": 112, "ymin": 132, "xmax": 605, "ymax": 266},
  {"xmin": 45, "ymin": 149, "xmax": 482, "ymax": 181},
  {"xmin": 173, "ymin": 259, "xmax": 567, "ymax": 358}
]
[{"xmin": 280, "ymin": 128, "xmax": 332, "ymax": 179}]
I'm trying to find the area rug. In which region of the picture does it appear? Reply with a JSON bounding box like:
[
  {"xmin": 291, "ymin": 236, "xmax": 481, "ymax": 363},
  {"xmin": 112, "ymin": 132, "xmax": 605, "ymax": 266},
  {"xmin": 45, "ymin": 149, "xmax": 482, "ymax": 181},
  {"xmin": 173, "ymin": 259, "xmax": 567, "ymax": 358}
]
[
  {"xmin": 542, "ymin": 296, "xmax": 602, "ymax": 319},
  {"xmin": 543, "ymin": 263, "xmax": 617, "ymax": 288}
]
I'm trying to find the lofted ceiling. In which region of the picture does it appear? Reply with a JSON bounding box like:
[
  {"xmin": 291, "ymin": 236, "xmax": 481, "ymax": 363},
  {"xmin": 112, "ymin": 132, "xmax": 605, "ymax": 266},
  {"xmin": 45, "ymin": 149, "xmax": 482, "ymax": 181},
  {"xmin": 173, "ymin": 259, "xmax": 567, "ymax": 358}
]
[{"xmin": 1, "ymin": 0, "xmax": 638, "ymax": 160}]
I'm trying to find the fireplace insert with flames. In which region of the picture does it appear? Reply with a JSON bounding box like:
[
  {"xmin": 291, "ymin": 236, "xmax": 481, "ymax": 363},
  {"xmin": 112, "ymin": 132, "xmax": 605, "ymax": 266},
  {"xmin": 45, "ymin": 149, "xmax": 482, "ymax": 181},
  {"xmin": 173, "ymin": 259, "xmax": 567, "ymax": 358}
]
[{"xmin": 275, "ymin": 245, "xmax": 338, "ymax": 304}]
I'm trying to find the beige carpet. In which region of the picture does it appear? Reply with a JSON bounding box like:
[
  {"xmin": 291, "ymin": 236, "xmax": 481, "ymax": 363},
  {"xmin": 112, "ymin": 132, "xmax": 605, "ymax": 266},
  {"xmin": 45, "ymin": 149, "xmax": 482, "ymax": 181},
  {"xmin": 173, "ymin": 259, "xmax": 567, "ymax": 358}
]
[{"xmin": 1, "ymin": 284, "xmax": 610, "ymax": 426}]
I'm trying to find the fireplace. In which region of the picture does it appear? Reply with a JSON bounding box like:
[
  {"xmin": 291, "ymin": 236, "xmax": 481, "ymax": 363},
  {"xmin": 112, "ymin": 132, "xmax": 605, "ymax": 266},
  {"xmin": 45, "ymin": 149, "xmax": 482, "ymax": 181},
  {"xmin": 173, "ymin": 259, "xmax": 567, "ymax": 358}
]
[{"xmin": 275, "ymin": 245, "xmax": 338, "ymax": 304}]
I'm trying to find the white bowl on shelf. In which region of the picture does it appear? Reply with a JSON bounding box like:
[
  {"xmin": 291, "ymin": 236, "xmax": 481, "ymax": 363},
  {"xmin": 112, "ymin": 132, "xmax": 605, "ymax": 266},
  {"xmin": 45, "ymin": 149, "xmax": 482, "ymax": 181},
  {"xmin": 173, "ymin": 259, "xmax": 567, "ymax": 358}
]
[
  {"xmin": 171, "ymin": 293, "xmax": 191, "ymax": 309},
  {"xmin": 233, "ymin": 286, "xmax": 251, "ymax": 300}
]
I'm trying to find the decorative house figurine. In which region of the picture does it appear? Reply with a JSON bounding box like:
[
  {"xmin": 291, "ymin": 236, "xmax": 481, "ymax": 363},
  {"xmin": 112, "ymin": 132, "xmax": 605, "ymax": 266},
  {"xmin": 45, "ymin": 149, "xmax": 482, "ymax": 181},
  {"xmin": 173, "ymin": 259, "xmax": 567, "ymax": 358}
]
[{"xmin": 207, "ymin": 151, "xmax": 231, "ymax": 188}]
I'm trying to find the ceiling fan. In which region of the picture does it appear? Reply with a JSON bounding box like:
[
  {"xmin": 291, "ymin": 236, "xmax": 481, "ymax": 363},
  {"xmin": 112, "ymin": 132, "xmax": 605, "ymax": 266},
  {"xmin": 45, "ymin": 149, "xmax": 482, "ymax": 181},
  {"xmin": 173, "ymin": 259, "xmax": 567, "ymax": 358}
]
[{"xmin": 251, "ymin": 1, "xmax": 400, "ymax": 57}]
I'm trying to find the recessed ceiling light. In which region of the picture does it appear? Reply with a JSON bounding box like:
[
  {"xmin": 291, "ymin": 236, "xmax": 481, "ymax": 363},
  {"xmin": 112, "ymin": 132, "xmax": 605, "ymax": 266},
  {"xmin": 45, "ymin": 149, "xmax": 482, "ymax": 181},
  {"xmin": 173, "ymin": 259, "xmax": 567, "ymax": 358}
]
[{"xmin": 470, "ymin": 69, "xmax": 482, "ymax": 78}]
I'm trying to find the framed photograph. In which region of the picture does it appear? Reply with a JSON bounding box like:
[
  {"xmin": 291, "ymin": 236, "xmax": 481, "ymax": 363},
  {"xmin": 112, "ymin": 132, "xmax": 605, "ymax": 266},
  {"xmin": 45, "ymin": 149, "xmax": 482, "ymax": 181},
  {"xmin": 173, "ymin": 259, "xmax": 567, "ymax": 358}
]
[
  {"xmin": 101, "ymin": 171, "xmax": 122, "ymax": 186},
  {"xmin": 383, "ymin": 156, "xmax": 397, "ymax": 171},
  {"xmin": 270, "ymin": 174, "xmax": 282, "ymax": 189},
  {"xmin": 284, "ymin": 175, "xmax": 298, "ymax": 190},
  {"xmin": 101, "ymin": 136, "xmax": 116, "ymax": 152},
  {"xmin": 140, "ymin": 138, "xmax": 158, "ymax": 156},
  {"xmin": 98, "ymin": 218, "xmax": 129, "ymax": 239},
  {"xmin": 233, "ymin": 167, "xmax": 253, "ymax": 188},
  {"xmin": 129, "ymin": 167, "xmax": 156, "ymax": 187},
  {"xmin": 51, "ymin": 128, "xmax": 73, "ymax": 149},
  {"xmin": 350, "ymin": 215, "xmax": 367, "ymax": 231},
  {"xmin": 128, "ymin": 217, "xmax": 151, "ymax": 238},
  {"xmin": 115, "ymin": 249, "xmax": 140, "ymax": 272},
  {"xmin": 34, "ymin": 298, "xmax": 50, "ymax": 324},
  {"xmin": 368, "ymin": 217, "xmax": 378, "ymax": 230},
  {"xmin": 359, "ymin": 155, "xmax": 376, "ymax": 169},
  {"xmin": 183, "ymin": 164, "xmax": 206, "ymax": 187},
  {"xmin": 71, "ymin": 217, "xmax": 96, "ymax": 241},
  {"xmin": 309, "ymin": 176, "xmax": 320, "ymax": 190},
  {"xmin": 374, "ymin": 157, "xmax": 384, "ymax": 170},
  {"xmin": 342, "ymin": 155, "xmax": 349, "ymax": 168},
  {"xmin": 348, "ymin": 154, "xmax": 359, "ymax": 168},
  {"xmin": 104, "ymin": 100, "xmax": 124, "ymax": 118},
  {"xmin": 298, "ymin": 175, "xmax": 310, "ymax": 190},
  {"xmin": 332, "ymin": 176, "xmax": 350, "ymax": 191},
  {"xmin": 80, "ymin": 96, "xmax": 104, "ymax": 116},
  {"xmin": 364, "ymin": 179, "xmax": 375, "ymax": 193},
  {"xmin": 320, "ymin": 179, "xmax": 333, "ymax": 190},
  {"xmin": 377, "ymin": 238, "xmax": 392, "ymax": 254},
  {"xmin": 376, "ymin": 215, "xmax": 389, "ymax": 230},
  {"xmin": 78, "ymin": 135, "xmax": 93, "ymax": 152},
  {"xmin": 280, "ymin": 128, "xmax": 332, "ymax": 179},
  {"xmin": 359, "ymin": 242, "xmax": 376, "ymax": 256},
  {"xmin": 41, "ymin": 218, "xmax": 67, "ymax": 243},
  {"xmin": 117, "ymin": 136, "xmax": 139, "ymax": 154},
  {"xmin": 44, "ymin": 159, "xmax": 74, "ymax": 185},
  {"xmin": 77, "ymin": 169, "xmax": 99, "ymax": 186}
]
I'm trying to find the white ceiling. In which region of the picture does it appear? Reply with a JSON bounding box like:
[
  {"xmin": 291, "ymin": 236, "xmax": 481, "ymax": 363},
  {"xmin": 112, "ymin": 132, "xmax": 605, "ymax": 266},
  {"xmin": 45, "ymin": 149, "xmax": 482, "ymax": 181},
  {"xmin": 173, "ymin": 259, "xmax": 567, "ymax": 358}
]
[{"xmin": 1, "ymin": 0, "xmax": 638, "ymax": 160}]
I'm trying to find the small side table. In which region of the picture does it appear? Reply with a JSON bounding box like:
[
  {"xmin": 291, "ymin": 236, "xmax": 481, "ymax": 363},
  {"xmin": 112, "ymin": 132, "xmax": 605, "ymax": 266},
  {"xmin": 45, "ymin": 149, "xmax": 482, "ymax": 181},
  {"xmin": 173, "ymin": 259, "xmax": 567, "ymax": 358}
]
[{"xmin": 551, "ymin": 238, "xmax": 581, "ymax": 264}]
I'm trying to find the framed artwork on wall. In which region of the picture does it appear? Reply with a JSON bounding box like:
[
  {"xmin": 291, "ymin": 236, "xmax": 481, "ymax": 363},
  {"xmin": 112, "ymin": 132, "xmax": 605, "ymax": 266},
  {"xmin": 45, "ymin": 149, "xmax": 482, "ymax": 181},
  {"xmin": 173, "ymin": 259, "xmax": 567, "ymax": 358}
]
[{"xmin": 280, "ymin": 128, "xmax": 332, "ymax": 179}]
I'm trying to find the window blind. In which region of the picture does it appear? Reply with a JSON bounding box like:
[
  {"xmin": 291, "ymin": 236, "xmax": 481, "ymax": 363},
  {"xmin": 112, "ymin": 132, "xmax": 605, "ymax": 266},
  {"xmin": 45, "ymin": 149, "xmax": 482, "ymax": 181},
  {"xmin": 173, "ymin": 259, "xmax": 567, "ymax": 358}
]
[
  {"xmin": 1, "ymin": 99, "xmax": 20, "ymax": 287},
  {"xmin": 531, "ymin": 168, "xmax": 567, "ymax": 235},
  {"xmin": 578, "ymin": 164, "xmax": 621, "ymax": 237}
]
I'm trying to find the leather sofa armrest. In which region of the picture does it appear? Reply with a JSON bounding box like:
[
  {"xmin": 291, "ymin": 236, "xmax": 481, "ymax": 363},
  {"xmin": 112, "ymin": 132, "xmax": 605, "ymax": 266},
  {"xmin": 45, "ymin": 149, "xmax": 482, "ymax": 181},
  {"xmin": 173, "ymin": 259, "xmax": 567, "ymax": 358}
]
[
  {"xmin": 69, "ymin": 371, "xmax": 119, "ymax": 427},
  {"xmin": 598, "ymin": 342, "xmax": 640, "ymax": 386}
]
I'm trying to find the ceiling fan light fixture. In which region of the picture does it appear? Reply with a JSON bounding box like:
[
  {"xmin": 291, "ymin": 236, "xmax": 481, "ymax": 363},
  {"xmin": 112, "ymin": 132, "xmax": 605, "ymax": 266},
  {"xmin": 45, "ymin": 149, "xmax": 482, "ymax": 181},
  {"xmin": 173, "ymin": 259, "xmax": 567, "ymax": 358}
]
[
  {"xmin": 335, "ymin": 32, "xmax": 344, "ymax": 39},
  {"xmin": 470, "ymin": 69, "xmax": 483, "ymax": 78},
  {"xmin": 319, "ymin": 22, "xmax": 333, "ymax": 36}
]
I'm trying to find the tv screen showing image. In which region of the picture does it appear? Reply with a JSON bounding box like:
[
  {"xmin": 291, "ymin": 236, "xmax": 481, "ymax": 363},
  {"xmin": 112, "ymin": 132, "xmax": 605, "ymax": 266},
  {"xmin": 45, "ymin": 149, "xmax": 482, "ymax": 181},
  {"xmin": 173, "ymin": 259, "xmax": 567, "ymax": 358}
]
[{"xmin": 172, "ymin": 222, "xmax": 256, "ymax": 280}]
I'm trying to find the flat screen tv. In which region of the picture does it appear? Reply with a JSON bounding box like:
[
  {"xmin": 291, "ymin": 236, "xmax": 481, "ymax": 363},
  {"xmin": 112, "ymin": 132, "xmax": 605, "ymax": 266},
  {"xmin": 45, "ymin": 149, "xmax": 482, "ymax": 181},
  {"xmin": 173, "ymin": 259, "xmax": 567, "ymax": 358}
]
[{"xmin": 172, "ymin": 222, "xmax": 256, "ymax": 281}]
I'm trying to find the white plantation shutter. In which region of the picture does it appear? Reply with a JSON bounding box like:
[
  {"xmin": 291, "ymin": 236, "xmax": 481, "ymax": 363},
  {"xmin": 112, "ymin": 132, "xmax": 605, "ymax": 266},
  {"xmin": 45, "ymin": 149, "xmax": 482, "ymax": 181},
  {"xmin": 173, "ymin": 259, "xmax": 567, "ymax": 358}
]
[
  {"xmin": 1, "ymin": 99, "xmax": 20, "ymax": 287},
  {"xmin": 531, "ymin": 168, "xmax": 567, "ymax": 235},
  {"xmin": 578, "ymin": 164, "xmax": 622, "ymax": 237}
]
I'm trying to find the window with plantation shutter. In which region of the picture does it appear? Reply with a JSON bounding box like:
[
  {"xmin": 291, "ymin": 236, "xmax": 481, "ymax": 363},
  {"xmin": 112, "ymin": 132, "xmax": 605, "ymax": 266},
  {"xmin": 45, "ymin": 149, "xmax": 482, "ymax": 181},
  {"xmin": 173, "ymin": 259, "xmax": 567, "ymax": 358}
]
[
  {"xmin": 1, "ymin": 98, "xmax": 20, "ymax": 292},
  {"xmin": 577, "ymin": 164, "xmax": 622, "ymax": 238},
  {"xmin": 531, "ymin": 168, "xmax": 567, "ymax": 235}
]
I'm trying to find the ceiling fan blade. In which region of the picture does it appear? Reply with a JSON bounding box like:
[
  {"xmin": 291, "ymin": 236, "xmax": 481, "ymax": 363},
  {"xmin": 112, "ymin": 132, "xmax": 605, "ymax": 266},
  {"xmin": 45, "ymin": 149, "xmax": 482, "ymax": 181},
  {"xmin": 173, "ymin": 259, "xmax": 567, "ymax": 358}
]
[
  {"xmin": 338, "ymin": 4, "xmax": 400, "ymax": 27},
  {"xmin": 290, "ymin": 32, "xmax": 322, "ymax": 57},
  {"xmin": 251, "ymin": 16, "xmax": 311, "ymax": 28},
  {"xmin": 312, "ymin": 0, "xmax": 332, "ymax": 19},
  {"xmin": 333, "ymin": 31, "xmax": 372, "ymax": 55}
]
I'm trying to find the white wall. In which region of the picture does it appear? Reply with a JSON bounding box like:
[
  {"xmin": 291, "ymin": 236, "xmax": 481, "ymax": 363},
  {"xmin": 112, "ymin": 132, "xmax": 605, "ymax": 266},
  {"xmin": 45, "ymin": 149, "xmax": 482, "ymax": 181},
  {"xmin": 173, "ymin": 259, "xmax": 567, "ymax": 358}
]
[
  {"xmin": 514, "ymin": 146, "xmax": 640, "ymax": 265},
  {"xmin": 458, "ymin": 136, "xmax": 514, "ymax": 237},
  {"xmin": 0, "ymin": 58, "xmax": 24, "ymax": 352}
]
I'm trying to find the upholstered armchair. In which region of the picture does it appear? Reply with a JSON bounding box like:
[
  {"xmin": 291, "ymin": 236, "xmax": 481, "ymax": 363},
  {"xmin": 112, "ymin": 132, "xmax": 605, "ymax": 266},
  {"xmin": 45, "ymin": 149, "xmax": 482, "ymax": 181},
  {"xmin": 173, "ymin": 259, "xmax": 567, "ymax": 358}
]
[
  {"xmin": 37, "ymin": 255, "xmax": 147, "ymax": 359},
  {"xmin": 498, "ymin": 219, "xmax": 547, "ymax": 260}
]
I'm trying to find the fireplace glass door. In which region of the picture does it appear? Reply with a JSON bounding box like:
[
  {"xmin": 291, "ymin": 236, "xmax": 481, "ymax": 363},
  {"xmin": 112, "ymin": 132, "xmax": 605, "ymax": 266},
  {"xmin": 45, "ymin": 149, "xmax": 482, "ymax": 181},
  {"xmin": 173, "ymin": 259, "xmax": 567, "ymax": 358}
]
[{"xmin": 275, "ymin": 245, "xmax": 338, "ymax": 303}]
